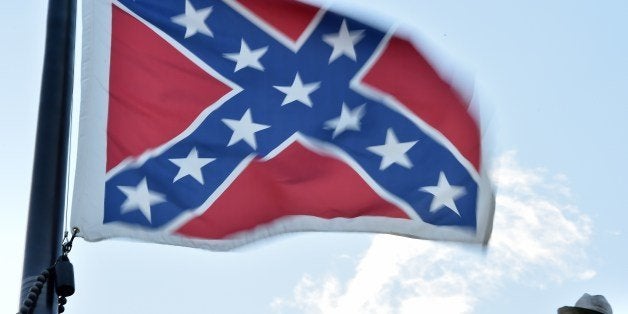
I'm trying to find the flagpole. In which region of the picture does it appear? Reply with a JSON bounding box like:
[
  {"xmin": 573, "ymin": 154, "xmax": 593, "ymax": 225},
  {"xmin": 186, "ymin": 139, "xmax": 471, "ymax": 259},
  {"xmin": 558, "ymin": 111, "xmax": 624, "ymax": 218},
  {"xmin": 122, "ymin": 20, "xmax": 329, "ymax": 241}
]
[{"xmin": 19, "ymin": 0, "xmax": 77, "ymax": 312}]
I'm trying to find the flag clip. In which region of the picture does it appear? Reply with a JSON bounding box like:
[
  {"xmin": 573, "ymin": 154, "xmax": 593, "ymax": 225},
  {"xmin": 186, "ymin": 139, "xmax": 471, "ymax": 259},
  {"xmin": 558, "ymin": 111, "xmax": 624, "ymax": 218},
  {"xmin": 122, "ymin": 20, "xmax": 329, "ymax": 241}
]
[{"xmin": 61, "ymin": 227, "xmax": 79, "ymax": 256}]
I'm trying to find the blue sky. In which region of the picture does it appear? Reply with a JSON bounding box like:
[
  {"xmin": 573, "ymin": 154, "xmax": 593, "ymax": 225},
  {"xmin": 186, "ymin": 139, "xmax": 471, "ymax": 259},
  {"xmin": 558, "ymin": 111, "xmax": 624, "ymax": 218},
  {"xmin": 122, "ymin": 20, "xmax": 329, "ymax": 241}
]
[{"xmin": 2, "ymin": 0, "xmax": 627, "ymax": 313}]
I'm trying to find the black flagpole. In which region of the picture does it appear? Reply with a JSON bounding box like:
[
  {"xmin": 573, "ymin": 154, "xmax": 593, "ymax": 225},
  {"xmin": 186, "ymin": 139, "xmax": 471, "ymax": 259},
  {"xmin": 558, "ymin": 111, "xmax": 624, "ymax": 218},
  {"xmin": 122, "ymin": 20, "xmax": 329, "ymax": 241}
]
[{"xmin": 19, "ymin": 0, "xmax": 77, "ymax": 313}]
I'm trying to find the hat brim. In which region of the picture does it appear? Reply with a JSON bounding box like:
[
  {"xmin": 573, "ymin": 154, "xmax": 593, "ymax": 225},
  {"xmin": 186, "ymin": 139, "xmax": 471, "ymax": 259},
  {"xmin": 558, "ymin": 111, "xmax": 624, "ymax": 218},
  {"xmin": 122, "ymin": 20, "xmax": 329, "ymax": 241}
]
[{"xmin": 557, "ymin": 306, "xmax": 603, "ymax": 314}]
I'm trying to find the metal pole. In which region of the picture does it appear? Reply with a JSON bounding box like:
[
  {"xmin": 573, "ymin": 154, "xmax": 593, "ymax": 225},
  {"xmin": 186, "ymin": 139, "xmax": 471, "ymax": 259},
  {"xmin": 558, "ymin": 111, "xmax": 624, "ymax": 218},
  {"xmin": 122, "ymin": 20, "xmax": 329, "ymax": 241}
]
[{"xmin": 19, "ymin": 0, "xmax": 77, "ymax": 312}]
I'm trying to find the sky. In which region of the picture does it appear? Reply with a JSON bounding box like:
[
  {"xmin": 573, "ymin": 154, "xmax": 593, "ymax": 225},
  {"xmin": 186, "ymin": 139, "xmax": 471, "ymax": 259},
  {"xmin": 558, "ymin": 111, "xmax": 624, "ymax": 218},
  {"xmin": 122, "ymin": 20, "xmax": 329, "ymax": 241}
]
[{"xmin": 2, "ymin": 0, "xmax": 627, "ymax": 313}]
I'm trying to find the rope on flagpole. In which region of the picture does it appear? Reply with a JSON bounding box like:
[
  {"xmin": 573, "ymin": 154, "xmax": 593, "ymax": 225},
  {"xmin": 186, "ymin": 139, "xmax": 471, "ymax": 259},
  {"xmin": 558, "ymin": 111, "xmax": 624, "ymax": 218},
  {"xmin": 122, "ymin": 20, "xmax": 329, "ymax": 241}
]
[
  {"xmin": 18, "ymin": 228, "xmax": 79, "ymax": 314},
  {"xmin": 18, "ymin": 269, "xmax": 50, "ymax": 314}
]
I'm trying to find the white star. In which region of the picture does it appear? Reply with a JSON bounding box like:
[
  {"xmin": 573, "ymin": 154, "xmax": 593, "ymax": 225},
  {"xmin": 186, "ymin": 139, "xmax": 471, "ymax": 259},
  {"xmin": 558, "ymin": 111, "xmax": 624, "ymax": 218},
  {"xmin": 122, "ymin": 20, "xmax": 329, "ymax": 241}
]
[
  {"xmin": 118, "ymin": 178, "xmax": 166, "ymax": 223},
  {"xmin": 420, "ymin": 172, "xmax": 466, "ymax": 217},
  {"xmin": 171, "ymin": 0, "xmax": 213, "ymax": 38},
  {"xmin": 222, "ymin": 109, "xmax": 270, "ymax": 150},
  {"xmin": 324, "ymin": 103, "xmax": 366, "ymax": 138},
  {"xmin": 223, "ymin": 39, "xmax": 268, "ymax": 72},
  {"xmin": 367, "ymin": 128, "xmax": 418, "ymax": 170},
  {"xmin": 273, "ymin": 73, "xmax": 321, "ymax": 107},
  {"xmin": 169, "ymin": 148, "xmax": 215, "ymax": 184},
  {"xmin": 322, "ymin": 19, "xmax": 365, "ymax": 63}
]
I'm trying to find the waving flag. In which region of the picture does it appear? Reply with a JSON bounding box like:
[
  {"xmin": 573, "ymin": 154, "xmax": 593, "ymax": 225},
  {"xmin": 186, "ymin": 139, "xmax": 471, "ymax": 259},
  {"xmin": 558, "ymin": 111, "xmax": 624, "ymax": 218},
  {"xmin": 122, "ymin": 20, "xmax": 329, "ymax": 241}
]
[{"xmin": 71, "ymin": 0, "xmax": 494, "ymax": 250}]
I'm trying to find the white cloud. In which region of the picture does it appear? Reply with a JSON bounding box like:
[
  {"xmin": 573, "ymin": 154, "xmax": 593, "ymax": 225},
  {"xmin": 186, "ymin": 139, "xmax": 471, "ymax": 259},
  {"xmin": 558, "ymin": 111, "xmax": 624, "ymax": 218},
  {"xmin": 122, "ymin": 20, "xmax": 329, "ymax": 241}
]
[{"xmin": 272, "ymin": 151, "xmax": 594, "ymax": 314}]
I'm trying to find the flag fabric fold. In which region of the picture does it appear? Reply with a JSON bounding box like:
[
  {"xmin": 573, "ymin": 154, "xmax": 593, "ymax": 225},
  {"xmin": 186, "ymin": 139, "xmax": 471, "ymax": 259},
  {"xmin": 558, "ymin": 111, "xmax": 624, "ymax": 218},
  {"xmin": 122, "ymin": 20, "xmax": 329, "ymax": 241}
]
[{"xmin": 71, "ymin": 0, "xmax": 494, "ymax": 250}]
